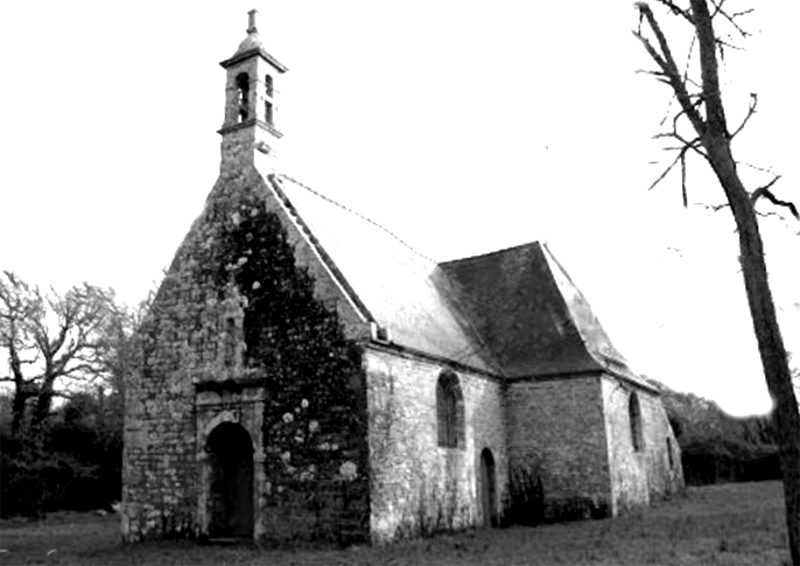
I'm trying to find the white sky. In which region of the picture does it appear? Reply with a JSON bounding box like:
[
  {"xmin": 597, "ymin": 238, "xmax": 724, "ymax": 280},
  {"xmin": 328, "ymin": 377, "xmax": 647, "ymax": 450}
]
[{"xmin": 0, "ymin": 2, "xmax": 797, "ymax": 417}]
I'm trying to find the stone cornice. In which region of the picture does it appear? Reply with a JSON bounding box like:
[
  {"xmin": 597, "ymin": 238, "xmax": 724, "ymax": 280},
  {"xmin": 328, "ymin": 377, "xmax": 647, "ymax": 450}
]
[
  {"xmin": 220, "ymin": 47, "xmax": 288, "ymax": 72},
  {"xmin": 218, "ymin": 119, "xmax": 283, "ymax": 138}
]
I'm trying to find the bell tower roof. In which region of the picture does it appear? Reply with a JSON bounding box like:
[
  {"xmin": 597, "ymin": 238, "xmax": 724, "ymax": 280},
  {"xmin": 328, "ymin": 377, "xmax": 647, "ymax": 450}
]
[{"xmin": 220, "ymin": 9, "xmax": 288, "ymax": 72}]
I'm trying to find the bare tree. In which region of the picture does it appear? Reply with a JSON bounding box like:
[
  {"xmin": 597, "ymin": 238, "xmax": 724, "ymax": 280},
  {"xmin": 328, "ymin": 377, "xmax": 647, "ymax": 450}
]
[
  {"xmin": 633, "ymin": 1, "xmax": 800, "ymax": 563},
  {"xmin": 0, "ymin": 271, "xmax": 120, "ymax": 437}
]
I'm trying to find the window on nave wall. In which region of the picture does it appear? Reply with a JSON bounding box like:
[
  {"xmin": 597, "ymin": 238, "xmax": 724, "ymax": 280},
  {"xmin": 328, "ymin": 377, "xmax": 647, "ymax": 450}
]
[
  {"xmin": 436, "ymin": 371, "xmax": 465, "ymax": 449},
  {"xmin": 629, "ymin": 392, "xmax": 645, "ymax": 452}
]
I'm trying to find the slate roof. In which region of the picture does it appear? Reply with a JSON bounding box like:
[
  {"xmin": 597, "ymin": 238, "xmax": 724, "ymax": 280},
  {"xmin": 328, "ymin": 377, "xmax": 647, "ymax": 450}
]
[
  {"xmin": 441, "ymin": 243, "xmax": 632, "ymax": 379},
  {"xmin": 270, "ymin": 175, "xmax": 498, "ymax": 374},
  {"xmin": 269, "ymin": 174, "xmax": 646, "ymax": 385}
]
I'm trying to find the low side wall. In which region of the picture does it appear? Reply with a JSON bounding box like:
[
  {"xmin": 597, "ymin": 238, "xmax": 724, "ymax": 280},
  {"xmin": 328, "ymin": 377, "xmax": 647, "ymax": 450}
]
[
  {"xmin": 365, "ymin": 347, "xmax": 507, "ymax": 542},
  {"xmin": 601, "ymin": 375, "xmax": 684, "ymax": 515}
]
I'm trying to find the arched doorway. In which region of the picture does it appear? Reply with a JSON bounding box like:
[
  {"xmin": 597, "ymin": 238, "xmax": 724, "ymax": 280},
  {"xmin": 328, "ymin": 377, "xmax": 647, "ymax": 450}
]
[
  {"xmin": 480, "ymin": 448, "xmax": 498, "ymax": 527},
  {"xmin": 206, "ymin": 422, "xmax": 254, "ymax": 538}
]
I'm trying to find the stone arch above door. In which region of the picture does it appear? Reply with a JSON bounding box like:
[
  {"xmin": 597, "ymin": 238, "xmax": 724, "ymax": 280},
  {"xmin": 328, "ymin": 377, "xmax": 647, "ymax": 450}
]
[{"xmin": 201, "ymin": 410, "xmax": 252, "ymax": 449}]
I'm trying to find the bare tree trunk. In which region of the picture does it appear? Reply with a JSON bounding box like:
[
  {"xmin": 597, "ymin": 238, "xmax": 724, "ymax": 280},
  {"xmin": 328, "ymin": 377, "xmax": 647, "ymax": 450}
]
[
  {"xmin": 11, "ymin": 384, "xmax": 28, "ymax": 435},
  {"xmin": 8, "ymin": 341, "xmax": 31, "ymax": 436},
  {"xmin": 706, "ymin": 141, "xmax": 800, "ymax": 566},
  {"xmin": 635, "ymin": 2, "xmax": 800, "ymax": 562},
  {"xmin": 690, "ymin": 1, "xmax": 800, "ymax": 559}
]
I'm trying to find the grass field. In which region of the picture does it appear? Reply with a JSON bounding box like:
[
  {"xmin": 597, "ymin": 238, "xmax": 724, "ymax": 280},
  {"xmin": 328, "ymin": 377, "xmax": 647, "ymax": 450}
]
[{"xmin": 0, "ymin": 481, "xmax": 790, "ymax": 565}]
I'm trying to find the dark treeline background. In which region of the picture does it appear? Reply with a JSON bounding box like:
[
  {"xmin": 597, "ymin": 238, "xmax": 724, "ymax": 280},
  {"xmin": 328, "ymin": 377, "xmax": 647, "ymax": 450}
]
[
  {"xmin": 0, "ymin": 390, "xmax": 123, "ymax": 516},
  {"xmin": 661, "ymin": 388, "xmax": 781, "ymax": 485},
  {"xmin": 0, "ymin": 271, "xmax": 139, "ymax": 518}
]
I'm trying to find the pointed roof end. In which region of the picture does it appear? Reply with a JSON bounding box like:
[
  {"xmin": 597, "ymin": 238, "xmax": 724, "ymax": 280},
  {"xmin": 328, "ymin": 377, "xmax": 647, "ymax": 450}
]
[
  {"xmin": 539, "ymin": 242, "xmax": 665, "ymax": 392},
  {"xmin": 538, "ymin": 242, "xmax": 631, "ymax": 367}
]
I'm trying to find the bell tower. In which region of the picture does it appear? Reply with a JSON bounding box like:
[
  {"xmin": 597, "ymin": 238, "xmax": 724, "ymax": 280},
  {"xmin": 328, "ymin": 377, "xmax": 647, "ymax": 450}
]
[{"xmin": 219, "ymin": 9, "xmax": 288, "ymax": 171}]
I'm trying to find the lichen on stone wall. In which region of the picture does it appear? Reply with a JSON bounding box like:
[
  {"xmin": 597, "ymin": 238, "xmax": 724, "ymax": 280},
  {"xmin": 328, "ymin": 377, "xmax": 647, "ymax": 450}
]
[
  {"xmin": 204, "ymin": 183, "xmax": 371, "ymax": 544},
  {"xmin": 124, "ymin": 170, "xmax": 371, "ymax": 544}
]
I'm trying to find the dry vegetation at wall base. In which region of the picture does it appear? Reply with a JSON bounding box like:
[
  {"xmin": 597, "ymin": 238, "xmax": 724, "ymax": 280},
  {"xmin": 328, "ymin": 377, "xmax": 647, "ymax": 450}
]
[{"xmin": 0, "ymin": 481, "xmax": 790, "ymax": 565}]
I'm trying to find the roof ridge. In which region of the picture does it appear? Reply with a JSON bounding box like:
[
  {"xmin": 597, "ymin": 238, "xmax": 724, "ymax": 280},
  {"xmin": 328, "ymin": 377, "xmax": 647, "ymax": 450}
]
[
  {"xmin": 275, "ymin": 173, "xmax": 437, "ymax": 264},
  {"xmin": 440, "ymin": 241, "xmax": 544, "ymax": 267}
]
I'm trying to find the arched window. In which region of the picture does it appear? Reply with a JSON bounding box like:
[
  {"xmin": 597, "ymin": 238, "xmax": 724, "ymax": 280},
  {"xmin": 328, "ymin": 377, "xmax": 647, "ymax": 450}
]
[
  {"xmin": 236, "ymin": 73, "xmax": 250, "ymax": 122},
  {"xmin": 629, "ymin": 392, "xmax": 644, "ymax": 452},
  {"xmin": 264, "ymin": 74, "xmax": 274, "ymax": 97},
  {"xmin": 436, "ymin": 371, "xmax": 464, "ymax": 449}
]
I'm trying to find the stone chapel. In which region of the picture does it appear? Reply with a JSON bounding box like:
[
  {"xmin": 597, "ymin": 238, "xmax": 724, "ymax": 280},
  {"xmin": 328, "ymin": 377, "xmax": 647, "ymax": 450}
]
[{"xmin": 121, "ymin": 10, "xmax": 684, "ymax": 545}]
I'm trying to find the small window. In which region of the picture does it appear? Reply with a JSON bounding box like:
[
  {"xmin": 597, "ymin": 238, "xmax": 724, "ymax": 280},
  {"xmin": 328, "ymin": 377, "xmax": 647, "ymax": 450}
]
[
  {"xmin": 436, "ymin": 371, "xmax": 464, "ymax": 449},
  {"xmin": 264, "ymin": 101, "xmax": 273, "ymax": 125},
  {"xmin": 236, "ymin": 73, "xmax": 250, "ymax": 122},
  {"xmin": 667, "ymin": 437, "xmax": 674, "ymax": 469},
  {"xmin": 265, "ymin": 74, "xmax": 274, "ymax": 97},
  {"xmin": 629, "ymin": 392, "xmax": 644, "ymax": 452}
]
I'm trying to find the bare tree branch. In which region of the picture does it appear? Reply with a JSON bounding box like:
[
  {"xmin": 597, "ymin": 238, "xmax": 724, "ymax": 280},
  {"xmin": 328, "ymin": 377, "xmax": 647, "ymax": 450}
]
[
  {"xmin": 634, "ymin": 3, "xmax": 707, "ymax": 136},
  {"xmin": 655, "ymin": 0, "xmax": 694, "ymax": 24},
  {"xmin": 731, "ymin": 8, "xmax": 754, "ymax": 18},
  {"xmin": 730, "ymin": 93, "xmax": 758, "ymax": 139},
  {"xmin": 0, "ymin": 271, "xmax": 127, "ymax": 434},
  {"xmin": 647, "ymin": 124, "xmax": 705, "ymax": 195},
  {"xmin": 680, "ymin": 150, "xmax": 688, "ymax": 207},
  {"xmin": 660, "ymin": 35, "xmax": 699, "ymax": 128},
  {"xmin": 710, "ymin": 0, "xmax": 751, "ymax": 38},
  {"xmin": 698, "ymin": 202, "xmax": 731, "ymax": 213},
  {"xmin": 751, "ymin": 177, "xmax": 799, "ymax": 219},
  {"xmin": 738, "ymin": 160, "xmax": 777, "ymax": 176}
]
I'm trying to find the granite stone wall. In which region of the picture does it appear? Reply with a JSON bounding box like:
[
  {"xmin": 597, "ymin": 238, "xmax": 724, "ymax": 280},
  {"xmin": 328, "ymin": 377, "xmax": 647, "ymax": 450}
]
[
  {"xmin": 121, "ymin": 213, "xmax": 225, "ymax": 541},
  {"xmin": 365, "ymin": 347, "xmax": 507, "ymax": 542},
  {"xmin": 506, "ymin": 375, "xmax": 613, "ymax": 521},
  {"xmin": 601, "ymin": 376, "xmax": 684, "ymax": 514},
  {"xmin": 122, "ymin": 165, "xmax": 371, "ymax": 544}
]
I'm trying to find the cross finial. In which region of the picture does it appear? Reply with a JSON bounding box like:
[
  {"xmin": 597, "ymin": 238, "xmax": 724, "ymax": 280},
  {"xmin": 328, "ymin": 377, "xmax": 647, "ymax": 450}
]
[{"xmin": 247, "ymin": 9, "xmax": 259, "ymax": 34}]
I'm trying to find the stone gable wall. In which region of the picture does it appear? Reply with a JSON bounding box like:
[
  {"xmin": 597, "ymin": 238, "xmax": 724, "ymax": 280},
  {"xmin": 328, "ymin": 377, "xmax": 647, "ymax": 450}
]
[
  {"xmin": 121, "ymin": 211, "xmax": 226, "ymax": 541},
  {"xmin": 601, "ymin": 376, "xmax": 684, "ymax": 514},
  {"xmin": 365, "ymin": 347, "xmax": 507, "ymax": 542},
  {"xmin": 123, "ymin": 166, "xmax": 371, "ymax": 544},
  {"xmin": 506, "ymin": 375, "xmax": 612, "ymax": 521}
]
